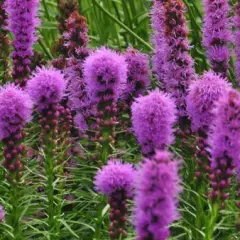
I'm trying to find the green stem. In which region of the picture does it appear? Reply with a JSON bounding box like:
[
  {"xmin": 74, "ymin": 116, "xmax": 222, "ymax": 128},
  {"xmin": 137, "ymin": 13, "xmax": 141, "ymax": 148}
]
[
  {"xmin": 205, "ymin": 203, "xmax": 219, "ymax": 240},
  {"xmin": 92, "ymin": 0, "xmax": 153, "ymax": 51}
]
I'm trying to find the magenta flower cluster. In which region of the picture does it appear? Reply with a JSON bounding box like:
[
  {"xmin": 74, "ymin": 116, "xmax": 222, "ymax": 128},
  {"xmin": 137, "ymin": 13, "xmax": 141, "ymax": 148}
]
[
  {"xmin": 6, "ymin": 0, "xmax": 39, "ymax": 85},
  {"xmin": 94, "ymin": 160, "xmax": 135, "ymax": 197},
  {"xmin": 234, "ymin": 2, "xmax": 240, "ymax": 85},
  {"xmin": 121, "ymin": 47, "xmax": 150, "ymax": 99},
  {"xmin": 0, "ymin": 205, "xmax": 5, "ymax": 222},
  {"xmin": 0, "ymin": 84, "xmax": 33, "ymax": 140},
  {"xmin": 131, "ymin": 90, "xmax": 176, "ymax": 155},
  {"xmin": 27, "ymin": 67, "xmax": 66, "ymax": 112},
  {"xmin": 187, "ymin": 71, "xmax": 231, "ymax": 133},
  {"xmin": 151, "ymin": 0, "xmax": 166, "ymax": 84},
  {"xmin": 162, "ymin": 0, "xmax": 196, "ymax": 117},
  {"xmin": 202, "ymin": 0, "xmax": 231, "ymax": 77},
  {"xmin": 209, "ymin": 89, "xmax": 240, "ymax": 171},
  {"xmin": 83, "ymin": 47, "xmax": 127, "ymax": 103},
  {"xmin": 134, "ymin": 151, "xmax": 182, "ymax": 240}
]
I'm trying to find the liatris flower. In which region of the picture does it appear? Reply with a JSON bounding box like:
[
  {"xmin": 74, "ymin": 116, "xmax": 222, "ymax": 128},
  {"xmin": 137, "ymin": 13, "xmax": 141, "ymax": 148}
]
[
  {"xmin": 151, "ymin": 0, "xmax": 166, "ymax": 85},
  {"xmin": 94, "ymin": 160, "xmax": 135, "ymax": 239},
  {"xmin": 187, "ymin": 71, "xmax": 231, "ymax": 179},
  {"xmin": 234, "ymin": 2, "xmax": 240, "ymax": 86},
  {"xmin": 131, "ymin": 90, "xmax": 176, "ymax": 156},
  {"xmin": 0, "ymin": 205, "xmax": 5, "ymax": 222},
  {"xmin": 134, "ymin": 151, "xmax": 182, "ymax": 240},
  {"xmin": 208, "ymin": 90, "xmax": 240, "ymax": 206},
  {"xmin": 0, "ymin": 84, "xmax": 32, "ymax": 176},
  {"xmin": 83, "ymin": 48, "xmax": 127, "ymax": 161},
  {"xmin": 6, "ymin": 0, "xmax": 40, "ymax": 87},
  {"xmin": 74, "ymin": 113, "xmax": 88, "ymax": 134},
  {"xmin": 63, "ymin": 10, "xmax": 89, "ymax": 60},
  {"xmin": 56, "ymin": 0, "xmax": 79, "ymax": 34},
  {"xmin": 0, "ymin": 0, "xmax": 10, "ymax": 83},
  {"xmin": 27, "ymin": 67, "xmax": 66, "ymax": 112},
  {"xmin": 187, "ymin": 71, "xmax": 231, "ymax": 133},
  {"xmin": 202, "ymin": 0, "xmax": 231, "ymax": 78},
  {"xmin": 83, "ymin": 47, "xmax": 127, "ymax": 103},
  {"xmin": 163, "ymin": 0, "xmax": 195, "ymax": 118},
  {"xmin": 121, "ymin": 47, "xmax": 150, "ymax": 100}
]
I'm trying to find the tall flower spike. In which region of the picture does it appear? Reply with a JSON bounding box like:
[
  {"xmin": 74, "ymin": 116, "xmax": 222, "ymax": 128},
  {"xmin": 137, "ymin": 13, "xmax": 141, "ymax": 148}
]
[
  {"xmin": 0, "ymin": 0, "xmax": 10, "ymax": 83},
  {"xmin": 121, "ymin": 47, "xmax": 150, "ymax": 100},
  {"xmin": 0, "ymin": 84, "xmax": 32, "ymax": 177},
  {"xmin": 134, "ymin": 151, "xmax": 182, "ymax": 240},
  {"xmin": 208, "ymin": 89, "xmax": 240, "ymax": 206},
  {"xmin": 94, "ymin": 160, "xmax": 136, "ymax": 239},
  {"xmin": 0, "ymin": 205, "xmax": 5, "ymax": 222},
  {"xmin": 131, "ymin": 90, "xmax": 176, "ymax": 156},
  {"xmin": 202, "ymin": 0, "xmax": 231, "ymax": 78},
  {"xmin": 6, "ymin": 0, "xmax": 40, "ymax": 87},
  {"xmin": 163, "ymin": 0, "xmax": 195, "ymax": 118},
  {"xmin": 234, "ymin": 2, "xmax": 240, "ymax": 86},
  {"xmin": 186, "ymin": 71, "xmax": 231, "ymax": 179},
  {"xmin": 151, "ymin": 0, "xmax": 166, "ymax": 85}
]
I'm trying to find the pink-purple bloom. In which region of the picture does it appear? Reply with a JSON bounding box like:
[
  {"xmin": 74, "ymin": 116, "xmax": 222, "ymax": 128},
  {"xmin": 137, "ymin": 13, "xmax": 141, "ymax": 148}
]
[
  {"xmin": 186, "ymin": 71, "xmax": 231, "ymax": 133},
  {"xmin": 27, "ymin": 67, "xmax": 66, "ymax": 111},
  {"xmin": 131, "ymin": 90, "xmax": 176, "ymax": 156},
  {"xmin": 83, "ymin": 47, "xmax": 127, "ymax": 103},
  {"xmin": 151, "ymin": 0, "xmax": 166, "ymax": 85},
  {"xmin": 74, "ymin": 113, "xmax": 88, "ymax": 133},
  {"xmin": 0, "ymin": 205, "xmax": 5, "ymax": 222},
  {"xmin": 0, "ymin": 84, "xmax": 33, "ymax": 140},
  {"xmin": 6, "ymin": 0, "xmax": 40, "ymax": 86},
  {"xmin": 94, "ymin": 160, "xmax": 135, "ymax": 197},
  {"xmin": 134, "ymin": 151, "xmax": 182, "ymax": 240},
  {"xmin": 163, "ymin": 0, "xmax": 195, "ymax": 118},
  {"xmin": 234, "ymin": 2, "xmax": 240, "ymax": 85},
  {"xmin": 202, "ymin": 0, "xmax": 231, "ymax": 77},
  {"xmin": 121, "ymin": 47, "xmax": 150, "ymax": 99},
  {"xmin": 209, "ymin": 89, "xmax": 240, "ymax": 171}
]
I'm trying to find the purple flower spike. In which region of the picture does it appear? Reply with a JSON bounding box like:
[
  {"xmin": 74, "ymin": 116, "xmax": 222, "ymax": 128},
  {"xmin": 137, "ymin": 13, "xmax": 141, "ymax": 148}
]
[
  {"xmin": 121, "ymin": 47, "xmax": 150, "ymax": 100},
  {"xmin": 202, "ymin": 0, "xmax": 231, "ymax": 77},
  {"xmin": 0, "ymin": 205, "xmax": 5, "ymax": 222},
  {"xmin": 151, "ymin": 0, "xmax": 166, "ymax": 85},
  {"xmin": 134, "ymin": 151, "xmax": 182, "ymax": 240},
  {"xmin": 94, "ymin": 160, "xmax": 135, "ymax": 197},
  {"xmin": 131, "ymin": 90, "xmax": 176, "ymax": 156},
  {"xmin": 6, "ymin": 0, "xmax": 40, "ymax": 86},
  {"xmin": 187, "ymin": 71, "xmax": 231, "ymax": 133},
  {"xmin": 74, "ymin": 113, "xmax": 88, "ymax": 133},
  {"xmin": 163, "ymin": 0, "xmax": 196, "ymax": 117},
  {"xmin": 0, "ymin": 84, "xmax": 33, "ymax": 140},
  {"xmin": 234, "ymin": 2, "xmax": 240, "ymax": 86},
  {"xmin": 27, "ymin": 67, "xmax": 66, "ymax": 112},
  {"xmin": 208, "ymin": 90, "xmax": 240, "ymax": 203},
  {"xmin": 94, "ymin": 160, "xmax": 136, "ymax": 239},
  {"xmin": 83, "ymin": 47, "xmax": 127, "ymax": 103}
]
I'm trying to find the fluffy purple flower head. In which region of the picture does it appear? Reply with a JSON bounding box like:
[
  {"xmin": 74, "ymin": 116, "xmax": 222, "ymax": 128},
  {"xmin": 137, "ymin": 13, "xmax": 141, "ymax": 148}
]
[
  {"xmin": 83, "ymin": 47, "xmax": 127, "ymax": 102},
  {"xmin": 121, "ymin": 47, "xmax": 150, "ymax": 99},
  {"xmin": 27, "ymin": 67, "xmax": 66, "ymax": 111},
  {"xmin": 234, "ymin": 2, "xmax": 240, "ymax": 86},
  {"xmin": 131, "ymin": 90, "xmax": 176, "ymax": 155},
  {"xmin": 0, "ymin": 84, "xmax": 33, "ymax": 140},
  {"xmin": 187, "ymin": 71, "xmax": 231, "ymax": 133},
  {"xmin": 134, "ymin": 151, "xmax": 182, "ymax": 240},
  {"xmin": 94, "ymin": 160, "xmax": 135, "ymax": 197},
  {"xmin": 151, "ymin": 0, "xmax": 166, "ymax": 85},
  {"xmin": 202, "ymin": 0, "xmax": 231, "ymax": 77},
  {"xmin": 6, "ymin": 0, "xmax": 40, "ymax": 85},
  {"xmin": 0, "ymin": 205, "xmax": 5, "ymax": 222},
  {"xmin": 209, "ymin": 89, "xmax": 240, "ymax": 171}
]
